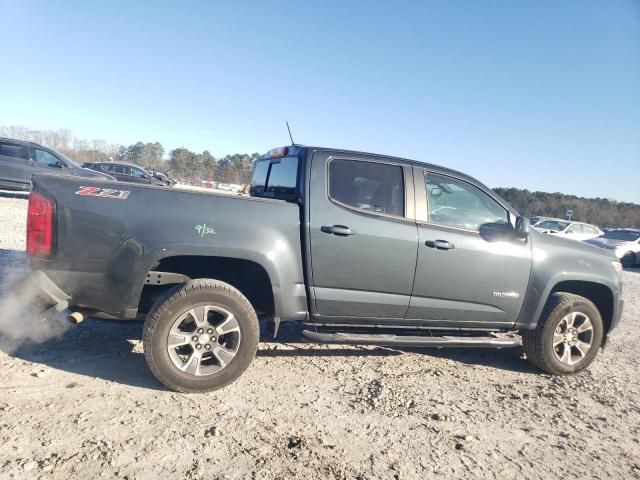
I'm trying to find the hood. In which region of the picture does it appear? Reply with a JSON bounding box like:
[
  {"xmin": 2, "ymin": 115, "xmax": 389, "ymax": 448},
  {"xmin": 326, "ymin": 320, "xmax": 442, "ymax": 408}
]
[
  {"xmin": 531, "ymin": 228, "xmax": 615, "ymax": 260},
  {"xmin": 584, "ymin": 237, "xmax": 630, "ymax": 248}
]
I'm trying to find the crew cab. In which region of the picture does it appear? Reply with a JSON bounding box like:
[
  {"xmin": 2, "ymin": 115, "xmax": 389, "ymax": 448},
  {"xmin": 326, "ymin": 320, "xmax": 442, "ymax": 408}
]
[{"xmin": 25, "ymin": 145, "xmax": 624, "ymax": 392}]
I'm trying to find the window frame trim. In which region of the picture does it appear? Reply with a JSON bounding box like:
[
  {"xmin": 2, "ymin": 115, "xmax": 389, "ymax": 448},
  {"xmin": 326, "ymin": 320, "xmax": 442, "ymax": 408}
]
[
  {"xmin": 0, "ymin": 141, "xmax": 29, "ymax": 161},
  {"xmin": 29, "ymin": 147, "xmax": 63, "ymax": 168},
  {"xmin": 131, "ymin": 167, "xmax": 147, "ymax": 178},
  {"xmin": 325, "ymin": 155, "xmax": 414, "ymax": 221},
  {"xmin": 414, "ymin": 166, "xmax": 512, "ymax": 234}
]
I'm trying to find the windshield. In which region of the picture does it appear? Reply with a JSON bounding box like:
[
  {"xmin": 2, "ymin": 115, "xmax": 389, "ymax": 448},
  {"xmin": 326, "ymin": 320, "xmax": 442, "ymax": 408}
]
[
  {"xmin": 536, "ymin": 220, "xmax": 570, "ymax": 231},
  {"xmin": 603, "ymin": 230, "xmax": 640, "ymax": 241}
]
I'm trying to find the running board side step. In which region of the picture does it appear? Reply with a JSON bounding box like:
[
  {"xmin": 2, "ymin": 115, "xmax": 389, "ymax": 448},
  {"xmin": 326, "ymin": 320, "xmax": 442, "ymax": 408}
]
[{"xmin": 301, "ymin": 330, "xmax": 521, "ymax": 348}]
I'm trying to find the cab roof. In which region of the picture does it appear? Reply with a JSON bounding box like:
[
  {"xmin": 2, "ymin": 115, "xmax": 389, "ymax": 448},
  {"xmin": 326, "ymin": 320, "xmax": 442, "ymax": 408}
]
[{"xmin": 264, "ymin": 144, "xmax": 490, "ymax": 192}]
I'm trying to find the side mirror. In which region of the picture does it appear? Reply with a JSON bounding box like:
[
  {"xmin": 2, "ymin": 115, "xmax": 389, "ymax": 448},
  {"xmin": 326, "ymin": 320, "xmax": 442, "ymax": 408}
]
[
  {"xmin": 515, "ymin": 216, "xmax": 530, "ymax": 239},
  {"xmin": 479, "ymin": 222, "xmax": 515, "ymax": 242}
]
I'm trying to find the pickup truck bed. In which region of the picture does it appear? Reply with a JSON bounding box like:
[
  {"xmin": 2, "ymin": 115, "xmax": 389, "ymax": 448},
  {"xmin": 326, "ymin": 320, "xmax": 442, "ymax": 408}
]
[{"xmin": 29, "ymin": 175, "xmax": 307, "ymax": 321}]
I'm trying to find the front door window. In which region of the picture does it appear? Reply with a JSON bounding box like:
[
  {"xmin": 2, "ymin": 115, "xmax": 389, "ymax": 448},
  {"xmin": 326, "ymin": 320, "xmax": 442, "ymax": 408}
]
[{"xmin": 426, "ymin": 172, "xmax": 508, "ymax": 231}]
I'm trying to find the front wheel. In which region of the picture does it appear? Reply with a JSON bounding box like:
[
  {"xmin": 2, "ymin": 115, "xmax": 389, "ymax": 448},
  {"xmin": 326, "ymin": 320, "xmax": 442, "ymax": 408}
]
[
  {"xmin": 143, "ymin": 279, "xmax": 259, "ymax": 393},
  {"xmin": 523, "ymin": 292, "xmax": 603, "ymax": 375}
]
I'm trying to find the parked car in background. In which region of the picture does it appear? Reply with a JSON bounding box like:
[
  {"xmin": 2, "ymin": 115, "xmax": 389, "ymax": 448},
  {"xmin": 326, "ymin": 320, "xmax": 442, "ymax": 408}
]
[
  {"xmin": 148, "ymin": 169, "xmax": 176, "ymax": 186},
  {"xmin": 529, "ymin": 216, "xmax": 553, "ymax": 226},
  {"xmin": 0, "ymin": 138, "xmax": 114, "ymax": 191},
  {"xmin": 532, "ymin": 219, "xmax": 603, "ymax": 241},
  {"xmin": 84, "ymin": 161, "xmax": 172, "ymax": 186},
  {"xmin": 585, "ymin": 229, "xmax": 640, "ymax": 268}
]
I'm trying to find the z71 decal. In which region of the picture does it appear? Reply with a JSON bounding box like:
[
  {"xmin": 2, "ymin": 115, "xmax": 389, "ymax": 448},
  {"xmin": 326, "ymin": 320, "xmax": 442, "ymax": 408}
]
[{"xmin": 75, "ymin": 186, "xmax": 130, "ymax": 200}]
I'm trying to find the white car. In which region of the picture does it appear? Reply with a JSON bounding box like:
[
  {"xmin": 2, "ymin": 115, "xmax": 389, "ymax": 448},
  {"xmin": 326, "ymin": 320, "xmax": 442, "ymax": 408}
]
[
  {"xmin": 532, "ymin": 219, "xmax": 603, "ymax": 241},
  {"xmin": 585, "ymin": 229, "xmax": 640, "ymax": 268}
]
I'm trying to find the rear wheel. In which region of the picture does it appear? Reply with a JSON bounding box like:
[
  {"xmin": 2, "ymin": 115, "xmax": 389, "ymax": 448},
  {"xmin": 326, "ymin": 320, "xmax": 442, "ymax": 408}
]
[
  {"xmin": 143, "ymin": 279, "xmax": 259, "ymax": 393},
  {"xmin": 523, "ymin": 292, "xmax": 603, "ymax": 375},
  {"xmin": 621, "ymin": 252, "xmax": 635, "ymax": 269}
]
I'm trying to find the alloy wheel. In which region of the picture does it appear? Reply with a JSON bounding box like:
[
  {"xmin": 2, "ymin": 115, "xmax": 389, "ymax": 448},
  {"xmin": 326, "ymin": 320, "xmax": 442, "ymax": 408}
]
[
  {"xmin": 167, "ymin": 305, "xmax": 241, "ymax": 376},
  {"xmin": 552, "ymin": 311, "xmax": 594, "ymax": 366}
]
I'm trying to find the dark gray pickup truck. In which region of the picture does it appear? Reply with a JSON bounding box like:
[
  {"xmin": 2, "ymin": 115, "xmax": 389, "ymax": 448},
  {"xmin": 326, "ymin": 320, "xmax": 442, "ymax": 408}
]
[{"xmin": 26, "ymin": 145, "xmax": 624, "ymax": 392}]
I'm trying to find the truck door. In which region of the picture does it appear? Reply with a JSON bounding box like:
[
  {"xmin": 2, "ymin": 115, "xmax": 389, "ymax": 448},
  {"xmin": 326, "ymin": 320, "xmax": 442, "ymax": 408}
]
[
  {"xmin": 0, "ymin": 141, "xmax": 29, "ymax": 189},
  {"xmin": 308, "ymin": 152, "xmax": 418, "ymax": 319},
  {"xmin": 409, "ymin": 168, "xmax": 532, "ymax": 326}
]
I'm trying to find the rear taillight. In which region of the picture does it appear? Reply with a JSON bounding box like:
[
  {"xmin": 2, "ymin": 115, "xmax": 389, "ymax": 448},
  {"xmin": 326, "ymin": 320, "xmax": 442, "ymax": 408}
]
[{"xmin": 27, "ymin": 192, "xmax": 54, "ymax": 257}]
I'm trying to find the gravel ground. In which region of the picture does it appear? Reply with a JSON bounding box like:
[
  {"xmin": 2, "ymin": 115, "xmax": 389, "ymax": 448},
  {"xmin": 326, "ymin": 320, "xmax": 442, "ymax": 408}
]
[{"xmin": 0, "ymin": 195, "xmax": 639, "ymax": 479}]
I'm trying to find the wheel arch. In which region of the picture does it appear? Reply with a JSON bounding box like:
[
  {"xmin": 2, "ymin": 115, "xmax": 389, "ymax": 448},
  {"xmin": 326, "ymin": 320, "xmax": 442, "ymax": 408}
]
[
  {"xmin": 139, "ymin": 255, "xmax": 276, "ymax": 319},
  {"xmin": 548, "ymin": 280, "xmax": 614, "ymax": 338}
]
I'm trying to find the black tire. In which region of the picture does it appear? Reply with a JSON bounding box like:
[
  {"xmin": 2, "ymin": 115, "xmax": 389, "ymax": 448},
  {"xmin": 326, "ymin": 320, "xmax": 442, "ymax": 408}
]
[
  {"xmin": 522, "ymin": 292, "xmax": 603, "ymax": 375},
  {"xmin": 143, "ymin": 279, "xmax": 259, "ymax": 393},
  {"xmin": 621, "ymin": 252, "xmax": 635, "ymax": 269}
]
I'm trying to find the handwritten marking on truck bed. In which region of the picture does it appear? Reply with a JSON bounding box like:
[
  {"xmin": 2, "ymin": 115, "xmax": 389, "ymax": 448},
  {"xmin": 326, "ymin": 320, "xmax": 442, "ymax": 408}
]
[{"xmin": 195, "ymin": 224, "xmax": 216, "ymax": 237}]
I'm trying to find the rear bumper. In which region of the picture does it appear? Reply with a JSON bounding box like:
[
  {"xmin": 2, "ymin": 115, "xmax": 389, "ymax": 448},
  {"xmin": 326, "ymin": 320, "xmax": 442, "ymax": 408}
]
[{"xmin": 12, "ymin": 270, "xmax": 71, "ymax": 314}]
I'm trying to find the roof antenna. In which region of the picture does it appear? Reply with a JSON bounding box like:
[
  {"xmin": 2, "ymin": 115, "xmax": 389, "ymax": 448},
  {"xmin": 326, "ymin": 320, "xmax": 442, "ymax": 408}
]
[{"xmin": 286, "ymin": 121, "xmax": 295, "ymax": 145}]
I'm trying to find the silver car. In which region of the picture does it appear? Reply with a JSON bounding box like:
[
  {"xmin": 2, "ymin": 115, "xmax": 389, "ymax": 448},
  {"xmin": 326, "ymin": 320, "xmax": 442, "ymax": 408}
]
[
  {"xmin": 532, "ymin": 219, "xmax": 603, "ymax": 241},
  {"xmin": 585, "ymin": 229, "xmax": 640, "ymax": 268}
]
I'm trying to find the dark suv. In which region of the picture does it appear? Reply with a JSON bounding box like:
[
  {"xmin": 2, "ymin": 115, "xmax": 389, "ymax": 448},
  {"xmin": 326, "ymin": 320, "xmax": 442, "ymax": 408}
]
[
  {"xmin": 84, "ymin": 161, "xmax": 172, "ymax": 186},
  {"xmin": 0, "ymin": 138, "xmax": 113, "ymax": 191}
]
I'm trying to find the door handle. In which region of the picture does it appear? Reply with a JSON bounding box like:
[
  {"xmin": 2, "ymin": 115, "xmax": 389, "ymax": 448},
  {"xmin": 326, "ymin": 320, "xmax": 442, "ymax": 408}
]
[
  {"xmin": 321, "ymin": 225, "xmax": 356, "ymax": 236},
  {"xmin": 425, "ymin": 239, "xmax": 455, "ymax": 250}
]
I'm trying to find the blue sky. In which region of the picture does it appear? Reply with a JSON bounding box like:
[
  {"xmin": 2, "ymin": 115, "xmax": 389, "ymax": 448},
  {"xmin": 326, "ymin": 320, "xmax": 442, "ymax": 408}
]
[{"xmin": 1, "ymin": 1, "xmax": 639, "ymax": 202}]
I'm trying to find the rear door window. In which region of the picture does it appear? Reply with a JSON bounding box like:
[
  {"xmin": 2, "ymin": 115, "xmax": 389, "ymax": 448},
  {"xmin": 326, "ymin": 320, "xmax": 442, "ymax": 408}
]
[
  {"xmin": 113, "ymin": 165, "xmax": 131, "ymax": 175},
  {"xmin": 0, "ymin": 142, "xmax": 28, "ymax": 160},
  {"xmin": 100, "ymin": 164, "xmax": 113, "ymax": 172},
  {"xmin": 329, "ymin": 159, "xmax": 404, "ymax": 217}
]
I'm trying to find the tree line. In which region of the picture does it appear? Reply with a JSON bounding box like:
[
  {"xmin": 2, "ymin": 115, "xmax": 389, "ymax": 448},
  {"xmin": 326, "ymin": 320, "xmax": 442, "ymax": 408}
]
[
  {"xmin": 494, "ymin": 187, "xmax": 640, "ymax": 228},
  {"xmin": 2, "ymin": 126, "xmax": 638, "ymax": 226},
  {"xmin": 0, "ymin": 125, "xmax": 260, "ymax": 184}
]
